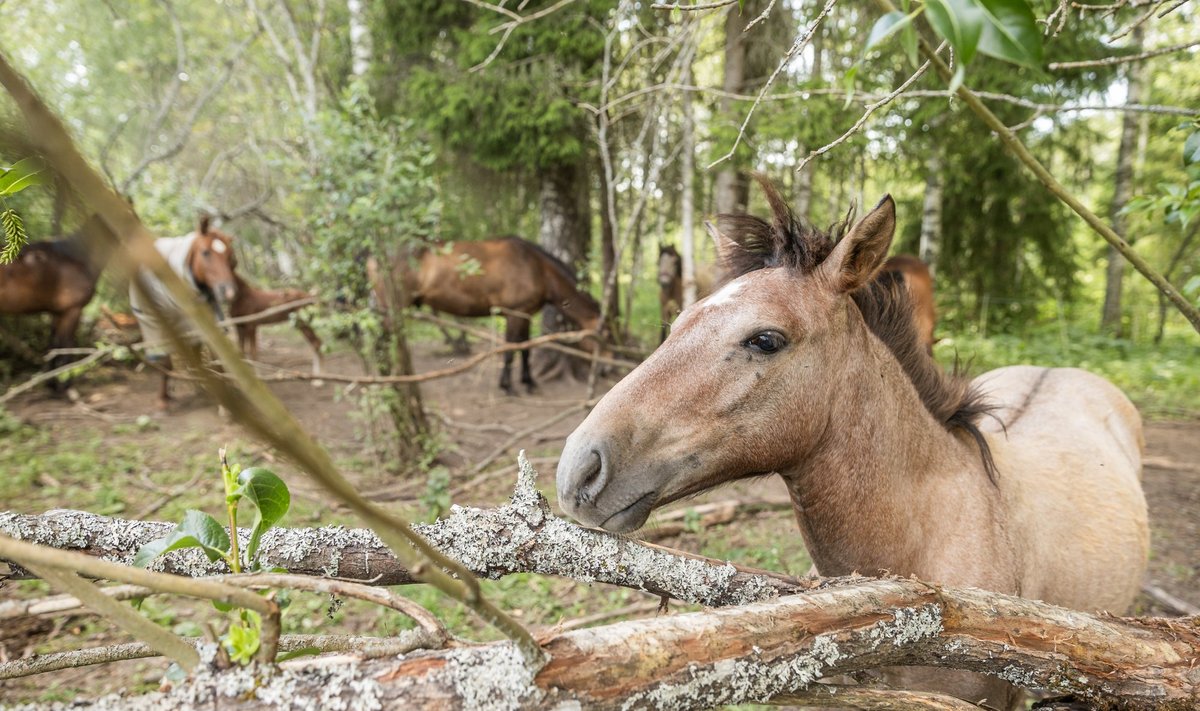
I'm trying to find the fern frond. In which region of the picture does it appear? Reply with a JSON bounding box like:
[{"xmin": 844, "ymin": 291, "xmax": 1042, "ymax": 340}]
[{"xmin": 1, "ymin": 208, "xmax": 29, "ymax": 264}]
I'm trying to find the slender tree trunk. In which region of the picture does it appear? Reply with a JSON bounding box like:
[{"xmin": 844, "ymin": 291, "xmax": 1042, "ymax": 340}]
[
  {"xmin": 1100, "ymin": 26, "xmax": 1145, "ymax": 337},
  {"xmin": 918, "ymin": 150, "xmax": 943, "ymax": 277},
  {"xmin": 680, "ymin": 61, "xmax": 699, "ymax": 308},
  {"xmin": 598, "ymin": 159, "xmax": 619, "ymax": 323},
  {"xmin": 714, "ymin": 5, "xmax": 749, "ymax": 216},
  {"xmin": 533, "ymin": 161, "xmax": 592, "ymax": 382},
  {"xmin": 347, "ymin": 0, "xmax": 373, "ymax": 79}
]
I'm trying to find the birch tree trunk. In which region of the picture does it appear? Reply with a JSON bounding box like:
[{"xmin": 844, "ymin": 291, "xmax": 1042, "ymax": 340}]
[
  {"xmin": 680, "ymin": 61, "xmax": 699, "ymax": 308},
  {"xmin": 1100, "ymin": 25, "xmax": 1145, "ymax": 337},
  {"xmin": 347, "ymin": 0, "xmax": 372, "ymax": 79},
  {"xmin": 534, "ymin": 161, "xmax": 593, "ymax": 382},
  {"xmin": 919, "ymin": 150, "xmax": 943, "ymax": 277},
  {"xmin": 714, "ymin": 5, "xmax": 749, "ymax": 216}
]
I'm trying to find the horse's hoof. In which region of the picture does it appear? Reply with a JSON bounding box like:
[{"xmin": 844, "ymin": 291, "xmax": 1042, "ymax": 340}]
[
  {"xmin": 524, "ymin": 384, "xmax": 538, "ymax": 395},
  {"xmin": 311, "ymin": 379, "xmax": 325, "ymax": 388}
]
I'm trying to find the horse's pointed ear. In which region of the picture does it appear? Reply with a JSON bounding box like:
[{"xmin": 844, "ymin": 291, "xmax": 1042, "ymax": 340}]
[
  {"xmin": 198, "ymin": 214, "xmax": 210, "ymax": 235},
  {"xmin": 819, "ymin": 195, "xmax": 895, "ymax": 293},
  {"xmin": 705, "ymin": 220, "xmax": 740, "ymax": 269}
]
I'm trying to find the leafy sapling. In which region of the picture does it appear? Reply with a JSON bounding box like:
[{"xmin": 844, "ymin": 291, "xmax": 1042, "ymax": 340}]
[{"xmin": 134, "ymin": 448, "xmax": 291, "ymax": 664}]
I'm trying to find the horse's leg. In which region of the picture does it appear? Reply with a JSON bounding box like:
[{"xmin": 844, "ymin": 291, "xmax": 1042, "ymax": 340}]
[
  {"xmin": 297, "ymin": 321, "xmax": 324, "ymax": 387},
  {"xmin": 514, "ymin": 316, "xmax": 536, "ymax": 394},
  {"xmin": 158, "ymin": 354, "xmax": 173, "ymax": 411},
  {"xmin": 48, "ymin": 307, "xmax": 83, "ymax": 393},
  {"xmin": 499, "ymin": 316, "xmax": 519, "ymax": 395}
]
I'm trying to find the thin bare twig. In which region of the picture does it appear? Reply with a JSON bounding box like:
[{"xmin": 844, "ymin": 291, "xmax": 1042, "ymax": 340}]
[
  {"xmin": 1048, "ymin": 39, "xmax": 1200, "ymax": 69},
  {"xmin": 707, "ymin": 0, "xmax": 839, "ymax": 170},
  {"xmin": 797, "ymin": 49, "xmax": 939, "ymax": 172},
  {"xmin": 0, "ymin": 349, "xmax": 110, "ymax": 404},
  {"xmin": 871, "ymin": 0, "xmax": 1200, "ymax": 333},
  {"xmin": 465, "ymin": 0, "xmax": 580, "ymax": 72}
]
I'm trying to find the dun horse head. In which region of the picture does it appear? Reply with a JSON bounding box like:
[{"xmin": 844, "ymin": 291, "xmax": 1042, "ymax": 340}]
[
  {"xmin": 189, "ymin": 215, "xmax": 238, "ymax": 309},
  {"xmin": 558, "ymin": 178, "xmax": 990, "ymax": 533}
]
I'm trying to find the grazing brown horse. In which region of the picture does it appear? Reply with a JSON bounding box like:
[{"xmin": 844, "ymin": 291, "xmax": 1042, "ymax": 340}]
[
  {"xmin": 882, "ymin": 253, "xmax": 936, "ymax": 351},
  {"xmin": 656, "ymin": 244, "xmax": 716, "ymax": 343},
  {"xmin": 230, "ymin": 274, "xmax": 322, "ymax": 377},
  {"xmin": 129, "ymin": 216, "xmax": 239, "ymax": 409},
  {"xmin": 557, "ymin": 180, "xmax": 1147, "ymax": 708},
  {"xmin": 0, "ymin": 218, "xmax": 105, "ymax": 376},
  {"xmin": 369, "ymin": 236, "xmax": 605, "ymax": 394}
]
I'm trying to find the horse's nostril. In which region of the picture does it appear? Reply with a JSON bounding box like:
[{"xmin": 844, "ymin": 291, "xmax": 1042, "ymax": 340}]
[{"xmin": 575, "ymin": 450, "xmax": 605, "ymax": 505}]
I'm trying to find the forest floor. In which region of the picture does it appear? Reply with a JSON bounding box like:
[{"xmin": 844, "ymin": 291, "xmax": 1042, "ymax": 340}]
[{"xmin": 0, "ymin": 325, "xmax": 1197, "ymax": 705}]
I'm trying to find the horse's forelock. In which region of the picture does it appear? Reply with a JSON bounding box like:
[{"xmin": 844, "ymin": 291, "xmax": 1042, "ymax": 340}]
[{"xmin": 715, "ymin": 177, "xmax": 835, "ymax": 282}]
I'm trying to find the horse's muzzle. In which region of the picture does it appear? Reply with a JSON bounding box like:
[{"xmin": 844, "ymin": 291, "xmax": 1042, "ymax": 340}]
[{"xmin": 557, "ymin": 436, "xmax": 657, "ymax": 533}]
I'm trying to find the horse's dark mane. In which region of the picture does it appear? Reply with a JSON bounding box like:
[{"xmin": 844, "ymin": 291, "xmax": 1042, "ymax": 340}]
[
  {"xmin": 502, "ymin": 235, "xmax": 602, "ymax": 313},
  {"xmin": 716, "ymin": 175, "xmax": 997, "ymax": 482}
]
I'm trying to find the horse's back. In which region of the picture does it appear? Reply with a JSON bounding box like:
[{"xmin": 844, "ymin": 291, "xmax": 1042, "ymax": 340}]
[
  {"xmin": 0, "ymin": 242, "xmax": 94, "ymax": 314},
  {"xmin": 414, "ymin": 237, "xmax": 553, "ymax": 317},
  {"xmin": 974, "ymin": 365, "xmax": 1147, "ymax": 612}
]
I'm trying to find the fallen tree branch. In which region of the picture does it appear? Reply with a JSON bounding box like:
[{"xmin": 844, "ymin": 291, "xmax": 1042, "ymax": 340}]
[
  {"xmin": 0, "ymin": 349, "xmax": 110, "ymax": 404},
  {"xmin": 31, "ymin": 578, "xmax": 1200, "ymax": 709},
  {"xmin": 0, "ymin": 456, "xmax": 807, "ymax": 607},
  {"xmin": 0, "ymin": 630, "xmax": 438, "ymax": 680}
]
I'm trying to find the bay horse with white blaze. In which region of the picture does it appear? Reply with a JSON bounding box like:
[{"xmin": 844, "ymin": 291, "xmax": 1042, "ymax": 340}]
[
  {"xmin": 557, "ymin": 179, "xmax": 1147, "ymax": 708},
  {"xmin": 129, "ymin": 215, "xmax": 239, "ymax": 409},
  {"xmin": 0, "ymin": 215, "xmax": 107, "ymax": 377},
  {"xmin": 369, "ymin": 236, "xmax": 605, "ymax": 394}
]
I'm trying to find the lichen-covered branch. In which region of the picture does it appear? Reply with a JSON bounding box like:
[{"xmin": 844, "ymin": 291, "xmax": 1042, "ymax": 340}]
[
  {"xmin": 29, "ymin": 579, "xmax": 1200, "ymax": 709},
  {"xmin": 0, "ymin": 457, "xmax": 805, "ymax": 608}
]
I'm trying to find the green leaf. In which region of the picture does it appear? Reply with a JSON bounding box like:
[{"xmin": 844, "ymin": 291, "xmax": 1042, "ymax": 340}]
[
  {"xmin": 132, "ymin": 510, "xmax": 231, "ymax": 567},
  {"xmin": 0, "ymin": 157, "xmax": 47, "ymax": 196},
  {"xmin": 841, "ymin": 64, "xmax": 860, "ymax": 108},
  {"xmin": 235, "ymin": 467, "xmax": 290, "ymax": 568},
  {"xmin": 901, "ymin": 22, "xmax": 920, "ymax": 67},
  {"xmin": 1, "ymin": 209, "xmax": 29, "ymax": 264},
  {"xmin": 975, "ymin": 0, "xmax": 1043, "ymax": 68},
  {"xmin": 865, "ymin": 11, "xmax": 911, "ymax": 53},
  {"xmin": 925, "ymin": 0, "xmax": 984, "ymax": 67},
  {"xmin": 224, "ymin": 611, "xmax": 262, "ymax": 664},
  {"xmin": 1184, "ymin": 131, "xmax": 1200, "ymax": 166}
]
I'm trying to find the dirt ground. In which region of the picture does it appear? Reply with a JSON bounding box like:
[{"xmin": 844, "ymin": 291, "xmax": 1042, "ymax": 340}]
[{"xmin": 1, "ymin": 326, "xmax": 1197, "ymax": 703}]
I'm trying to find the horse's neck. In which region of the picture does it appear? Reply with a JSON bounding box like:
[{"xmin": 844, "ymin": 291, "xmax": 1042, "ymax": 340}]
[
  {"xmin": 781, "ymin": 318, "xmax": 1012, "ymax": 589},
  {"xmin": 545, "ymin": 269, "xmax": 599, "ymax": 330}
]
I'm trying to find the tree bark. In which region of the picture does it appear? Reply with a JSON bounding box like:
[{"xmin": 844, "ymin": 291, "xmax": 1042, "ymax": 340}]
[
  {"xmin": 918, "ymin": 150, "xmax": 943, "ymax": 277},
  {"xmin": 347, "ymin": 0, "xmax": 372, "ymax": 79},
  {"xmin": 1100, "ymin": 26, "xmax": 1145, "ymax": 337},
  {"xmin": 533, "ymin": 161, "xmax": 593, "ymax": 382},
  {"xmin": 714, "ymin": 5, "xmax": 750, "ymax": 216},
  {"xmin": 597, "ymin": 157, "xmax": 619, "ymax": 323},
  {"xmin": 22, "ymin": 579, "xmax": 1200, "ymax": 709},
  {"xmin": 680, "ymin": 60, "xmax": 699, "ymax": 308}
]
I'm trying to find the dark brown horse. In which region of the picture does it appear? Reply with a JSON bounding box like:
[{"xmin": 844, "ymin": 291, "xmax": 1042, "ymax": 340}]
[
  {"xmin": 0, "ymin": 216, "xmax": 106, "ymax": 377},
  {"xmin": 881, "ymin": 254, "xmax": 936, "ymax": 351},
  {"xmin": 369, "ymin": 236, "xmax": 606, "ymax": 394},
  {"xmin": 557, "ymin": 179, "xmax": 1146, "ymax": 708},
  {"xmin": 129, "ymin": 215, "xmax": 239, "ymax": 409},
  {"xmin": 230, "ymin": 274, "xmax": 322, "ymax": 378},
  {"xmin": 656, "ymin": 244, "xmax": 715, "ymax": 343}
]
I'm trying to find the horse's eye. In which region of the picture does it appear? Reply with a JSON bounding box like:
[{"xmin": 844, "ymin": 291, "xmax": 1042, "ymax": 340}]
[
  {"xmin": 201, "ymin": 249, "xmax": 211, "ymax": 257},
  {"xmin": 743, "ymin": 331, "xmax": 785, "ymax": 354}
]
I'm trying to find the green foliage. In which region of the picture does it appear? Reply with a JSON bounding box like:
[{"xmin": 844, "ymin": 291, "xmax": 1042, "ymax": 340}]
[
  {"xmin": 421, "ymin": 466, "xmax": 451, "ymax": 522},
  {"xmin": 133, "ymin": 451, "xmax": 291, "ymax": 665},
  {"xmin": 0, "ymin": 157, "xmax": 47, "ymax": 264},
  {"xmin": 382, "ymin": 0, "xmax": 614, "ymax": 172},
  {"xmin": 305, "ymin": 83, "xmax": 440, "ymax": 305},
  {"xmin": 234, "ymin": 467, "xmax": 291, "ymax": 570},
  {"xmin": 132, "ymin": 509, "xmax": 231, "ymax": 567}
]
